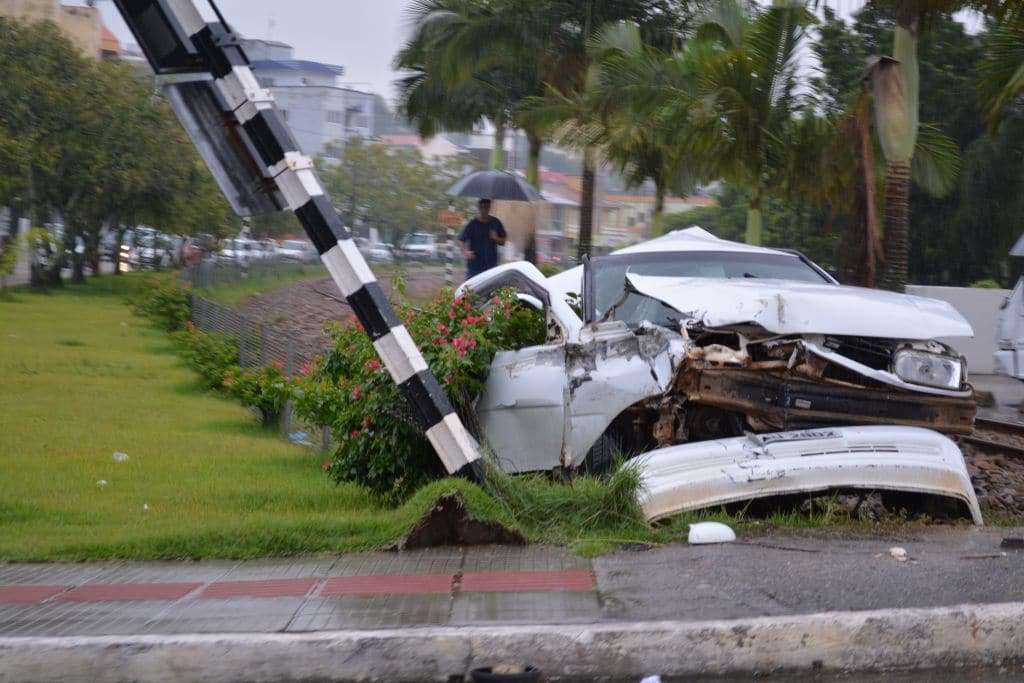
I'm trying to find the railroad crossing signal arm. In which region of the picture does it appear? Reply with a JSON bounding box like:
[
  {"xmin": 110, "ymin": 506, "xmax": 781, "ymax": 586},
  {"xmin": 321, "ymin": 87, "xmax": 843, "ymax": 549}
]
[{"xmin": 110, "ymin": 0, "xmax": 483, "ymax": 480}]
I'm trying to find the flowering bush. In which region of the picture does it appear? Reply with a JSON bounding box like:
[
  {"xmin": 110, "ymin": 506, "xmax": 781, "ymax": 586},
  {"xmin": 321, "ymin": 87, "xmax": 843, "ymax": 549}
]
[
  {"xmin": 294, "ymin": 288, "xmax": 546, "ymax": 501},
  {"xmin": 174, "ymin": 323, "xmax": 240, "ymax": 390},
  {"xmin": 223, "ymin": 362, "xmax": 293, "ymax": 426}
]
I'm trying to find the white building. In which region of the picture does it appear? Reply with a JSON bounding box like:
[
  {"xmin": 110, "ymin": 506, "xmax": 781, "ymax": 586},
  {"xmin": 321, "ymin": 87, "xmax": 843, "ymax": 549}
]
[{"xmin": 243, "ymin": 39, "xmax": 375, "ymax": 158}]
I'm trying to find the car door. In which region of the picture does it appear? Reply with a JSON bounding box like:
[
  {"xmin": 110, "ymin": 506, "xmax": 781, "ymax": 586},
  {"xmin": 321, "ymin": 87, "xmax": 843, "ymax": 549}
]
[{"xmin": 459, "ymin": 263, "xmax": 582, "ymax": 472}]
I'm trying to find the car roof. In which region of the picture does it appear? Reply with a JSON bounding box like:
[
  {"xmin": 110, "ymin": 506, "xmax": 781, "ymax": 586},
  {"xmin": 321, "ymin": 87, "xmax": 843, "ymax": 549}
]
[
  {"xmin": 545, "ymin": 226, "xmax": 798, "ymax": 297},
  {"xmin": 613, "ymin": 226, "xmax": 784, "ymax": 256}
]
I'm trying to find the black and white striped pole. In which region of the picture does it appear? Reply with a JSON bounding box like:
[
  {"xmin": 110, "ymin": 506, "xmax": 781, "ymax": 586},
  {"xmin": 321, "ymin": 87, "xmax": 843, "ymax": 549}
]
[{"xmin": 112, "ymin": 0, "xmax": 483, "ymax": 481}]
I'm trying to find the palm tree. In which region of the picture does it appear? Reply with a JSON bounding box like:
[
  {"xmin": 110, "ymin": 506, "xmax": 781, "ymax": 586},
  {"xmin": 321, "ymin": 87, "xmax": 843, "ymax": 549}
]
[
  {"xmin": 591, "ymin": 22, "xmax": 695, "ymax": 237},
  {"xmin": 855, "ymin": 0, "xmax": 1010, "ymax": 290},
  {"xmin": 601, "ymin": 0, "xmax": 812, "ymax": 246},
  {"xmin": 396, "ymin": 2, "xmax": 514, "ymax": 169},
  {"xmin": 521, "ymin": 0, "xmax": 686, "ymax": 258}
]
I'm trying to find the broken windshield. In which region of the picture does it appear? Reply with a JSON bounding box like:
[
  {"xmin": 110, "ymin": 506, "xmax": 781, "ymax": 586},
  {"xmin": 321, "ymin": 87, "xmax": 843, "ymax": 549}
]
[{"xmin": 586, "ymin": 251, "xmax": 830, "ymax": 325}]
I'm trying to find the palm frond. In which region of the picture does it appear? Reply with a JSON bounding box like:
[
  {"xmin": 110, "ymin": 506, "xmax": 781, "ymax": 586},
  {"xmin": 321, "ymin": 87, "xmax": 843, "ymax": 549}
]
[
  {"xmin": 912, "ymin": 122, "xmax": 960, "ymax": 198},
  {"xmin": 978, "ymin": 12, "xmax": 1024, "ymax": 134}
]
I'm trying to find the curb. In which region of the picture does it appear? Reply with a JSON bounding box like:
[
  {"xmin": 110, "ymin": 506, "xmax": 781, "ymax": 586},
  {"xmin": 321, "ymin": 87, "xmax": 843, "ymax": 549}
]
[{"xmin": 1, "ymin": 602, "xmax": 1023, "ymax": 681}]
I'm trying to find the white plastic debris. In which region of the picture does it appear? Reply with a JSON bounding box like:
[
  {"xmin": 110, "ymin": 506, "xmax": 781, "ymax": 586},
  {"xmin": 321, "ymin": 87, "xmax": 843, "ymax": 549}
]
[
  {"xmin": 889, "ymin": 546, "xmax": 908, "ymax": 562},
  {"xmin": 112, "ymin": 452, "xmax": 129, "ymax": 462},
  {"xmin": 641, "ymin": 677, "xmax": 663, "ymax": 683},
  {"xmin": 143, "ymin": 503, "xmax": 150, "ymax": 512},
  {"xmin": 688, "ymin": 522, "xmax": 736, "ymax": 545},
  {"xmin": 96, "ymin": 480, "xmax": 109, "ymax": 487}
]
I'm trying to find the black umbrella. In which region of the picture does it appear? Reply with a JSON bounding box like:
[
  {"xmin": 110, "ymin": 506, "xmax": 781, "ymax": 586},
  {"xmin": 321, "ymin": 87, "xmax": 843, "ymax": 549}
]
[{"xmin": 447, "ymin": 170, "xmax": 543, "ymax": 202}]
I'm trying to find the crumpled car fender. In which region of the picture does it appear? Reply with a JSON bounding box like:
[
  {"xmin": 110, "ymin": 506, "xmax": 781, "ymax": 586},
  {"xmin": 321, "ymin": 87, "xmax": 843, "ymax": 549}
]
[{"xmin": 632, "ymin": 425, "xmax": 982, "ymax": 524}]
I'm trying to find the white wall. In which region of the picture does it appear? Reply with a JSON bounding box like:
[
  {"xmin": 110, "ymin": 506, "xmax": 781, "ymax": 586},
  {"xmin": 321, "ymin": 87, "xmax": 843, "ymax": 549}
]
[{"xmin": 907, "ymin": 285, "xmax": 1011, "ymax": 374}]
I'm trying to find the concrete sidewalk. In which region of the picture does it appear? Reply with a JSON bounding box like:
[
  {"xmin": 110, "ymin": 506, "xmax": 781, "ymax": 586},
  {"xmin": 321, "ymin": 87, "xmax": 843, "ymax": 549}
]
[{"xmin": 1, "ymin": 527, "xmax": 1023, "ymax": 680}]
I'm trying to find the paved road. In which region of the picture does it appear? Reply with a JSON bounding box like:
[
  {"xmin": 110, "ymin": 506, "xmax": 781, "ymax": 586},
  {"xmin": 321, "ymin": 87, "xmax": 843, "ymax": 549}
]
[{"xmin": 1, "ymin": 526, "xmax": 1022, "ymax": 638}]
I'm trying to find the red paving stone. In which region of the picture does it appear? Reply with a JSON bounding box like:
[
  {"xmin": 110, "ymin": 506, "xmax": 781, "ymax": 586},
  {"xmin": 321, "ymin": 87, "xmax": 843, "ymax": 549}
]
[
  {"xmin": 200, "ymin": 578, "xmax": 318, "ymax": 600},
  {"xmin": 57, "ymin": 582, "xmax": 202, "ymax": 603},
  {"xmin": 0, "ymin": 585, "xmax": 68, "ymax": 604},
  {"xmin": 0, "ymin": 570, "xmax": 597, "ymax": 605},
  {"xmin": 320, "ymin": 574, "xmax": 453, "ymax": 596},
  {"xmin": 460, "ymin": 570, "xmax": 595, "ymax": 593}
]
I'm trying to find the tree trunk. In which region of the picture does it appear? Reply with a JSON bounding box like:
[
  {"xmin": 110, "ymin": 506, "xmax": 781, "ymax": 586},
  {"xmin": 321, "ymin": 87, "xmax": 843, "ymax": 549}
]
[
  {"xmin": 526, "ymin": 133, "xmax": 543, "ymax": 190},
  {"xmin": 490, "ymin": 119, "xmax": 506, "ymax": 170},
  {"xmin": 577, "ymin": 147, "xmax": 596, "ymax": 261},
  {"xmin": 745, "ymin": 191, "xmax": 763, "ymax": 245},
  {"xmin": 652, "ymin": 183, "xmax": 666, "ymax": 237},
  {"xmin": 881, "ymin": 159, "xmax": 911, "ymax": 292},
  {"xmin": 113, "ymin": 228, "xmax": 123, "ymax": 276}
]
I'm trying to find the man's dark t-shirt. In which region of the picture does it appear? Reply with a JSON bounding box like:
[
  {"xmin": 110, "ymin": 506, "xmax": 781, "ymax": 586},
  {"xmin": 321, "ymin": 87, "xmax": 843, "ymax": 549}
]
[{"xmin": 459, "ymin": 217, "xmax": 506, "ymax": 277}]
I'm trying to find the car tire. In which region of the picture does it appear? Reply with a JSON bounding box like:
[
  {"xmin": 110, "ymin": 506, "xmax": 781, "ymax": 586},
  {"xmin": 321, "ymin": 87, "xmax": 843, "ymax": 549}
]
[{"xmin": 582, "ymin": 431, "xmax": 619, "ymax": 476}]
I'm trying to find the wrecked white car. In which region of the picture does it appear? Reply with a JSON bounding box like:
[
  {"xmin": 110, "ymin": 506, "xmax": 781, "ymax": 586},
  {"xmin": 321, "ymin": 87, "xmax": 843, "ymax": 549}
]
[{"xmin": 459, "ymin": 228, "xmax": 982, "ymax": 524}]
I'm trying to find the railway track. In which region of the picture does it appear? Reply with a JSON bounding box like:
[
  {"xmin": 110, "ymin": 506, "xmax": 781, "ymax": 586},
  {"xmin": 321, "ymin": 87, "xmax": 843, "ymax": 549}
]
[
  {"xmin": 957, "ymin": 416, "xmax": 1024, "ymax": 516},
  {"xmin": 963, "ymin": 416, "xmax": 1024, "ymax": 458}
]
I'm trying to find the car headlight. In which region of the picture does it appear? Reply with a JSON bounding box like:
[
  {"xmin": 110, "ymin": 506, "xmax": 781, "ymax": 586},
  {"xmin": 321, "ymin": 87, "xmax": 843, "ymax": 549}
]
[{"xmin": 893, "ymin": 350, "xmax": 963, "ymax": 390}]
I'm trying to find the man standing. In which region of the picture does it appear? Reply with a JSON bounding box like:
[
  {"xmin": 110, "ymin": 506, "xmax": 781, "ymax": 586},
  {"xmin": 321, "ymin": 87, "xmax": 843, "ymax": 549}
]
[{"xmin": 459, "ymin": 198, "xmax": 507, "ymax": 279}]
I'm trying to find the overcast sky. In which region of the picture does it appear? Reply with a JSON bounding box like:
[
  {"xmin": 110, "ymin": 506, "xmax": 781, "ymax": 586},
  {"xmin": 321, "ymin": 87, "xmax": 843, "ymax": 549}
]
[{"xmin": 99, "ymin": 0, "xmax": 413, "ymax": 102}]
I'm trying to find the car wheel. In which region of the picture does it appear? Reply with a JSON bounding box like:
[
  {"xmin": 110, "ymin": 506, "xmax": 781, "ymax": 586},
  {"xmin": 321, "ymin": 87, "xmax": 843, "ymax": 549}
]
[{"xmin": 582, "ymin": 431, "xmax": 619, "ymax": 476}]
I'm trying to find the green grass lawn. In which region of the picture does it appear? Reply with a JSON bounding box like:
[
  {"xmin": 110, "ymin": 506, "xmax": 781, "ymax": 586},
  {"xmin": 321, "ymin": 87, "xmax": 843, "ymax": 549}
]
[
  {"xmin": 1, "ymin": 275, "xmax": 972, "ymax": 561},
  {"xmin": 0, "ymin": 275, "xmax": 506, "ymax": 560}
]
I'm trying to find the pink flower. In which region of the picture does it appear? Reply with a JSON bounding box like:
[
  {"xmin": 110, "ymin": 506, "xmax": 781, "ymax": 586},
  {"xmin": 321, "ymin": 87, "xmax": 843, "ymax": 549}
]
[
  {"xmin": 448, "ymin": 308, "xmax": 457, "ymax": 320},
  {"xmin": 299, "ymin": 361, "xmax": 314, "ymax": 377},
  {"xmin": 362, "ymin": 417, "xmax": 371, "ymax": 429},
  {"xmin": 351, "ymin": 386, "xmax": 363, "ymax": 400},
  {"xmin": 365, "ymin": 358, "xmax": 382, "ymax": 371},
  {"xmin": 489, "ymin": 296, "xmax": 501, "ymax": 305},
  {"xmin": 272, "ymin": 360, "xmax": 284, "ymax": 372},
  {"xmin": 349, "ymin": 429, "xmax": 361, "ymax": 439},
  {"xmin": 436, "ymin": 322, "xmax": 449, "ymax": 335}
]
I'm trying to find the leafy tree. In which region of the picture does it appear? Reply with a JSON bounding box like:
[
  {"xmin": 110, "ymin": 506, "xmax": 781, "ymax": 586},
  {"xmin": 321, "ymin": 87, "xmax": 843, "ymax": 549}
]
[
  {"xmin": 0, "ymin": 16, "xmax": 235, "ymax": 285},
  {"xmin": 319, "ymin": 138, "xmax": 469, "ymax": 247}
]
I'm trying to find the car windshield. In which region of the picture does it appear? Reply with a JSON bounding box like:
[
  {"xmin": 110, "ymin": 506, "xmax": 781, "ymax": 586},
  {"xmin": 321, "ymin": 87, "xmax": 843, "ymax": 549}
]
[
  {"xmin": 587, "ymin": 250, "xmax": 830, "ymax": 325},
  {"xmin": 282, "ymin": 241, "xmax": 307, "ymax": 250},
  {"xmin": 407, "ymin": 234, "xmax": 430, "ymax": 245}
]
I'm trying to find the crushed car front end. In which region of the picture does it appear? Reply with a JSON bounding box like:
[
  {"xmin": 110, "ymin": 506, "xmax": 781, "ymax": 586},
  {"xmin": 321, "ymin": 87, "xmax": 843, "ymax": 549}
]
[{"xmin": 460, "ymin": 228, "xmax": 981, "ymax": 523}]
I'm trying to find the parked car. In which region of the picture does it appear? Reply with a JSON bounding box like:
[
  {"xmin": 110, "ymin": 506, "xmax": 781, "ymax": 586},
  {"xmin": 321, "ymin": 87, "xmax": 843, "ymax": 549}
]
[
  {"xmin": 995, "ymin": 234, "xmax": 1024, "ymax": 380},
  {"xmin": 458, "ymin": 227, "xmax": 981, "ymax": 524},
  {"xmin": 362, "ymin": 241, "xmax": 395, "ymax": 264},
  {"xmin": 278, "ymin": 239, "xmax": 318, "ymax": 263},
  {"xmin": 218, "ymin": 238, "xmax": 259, "ymax": 264},
  {"xmin": 255, "ymin": 239, "xmax": 279, "ymax": 260},
  {"xmin": 399, "ymin": 232, "xmax": 439, "ymax": 261},
  {"xmin": 127, "ymin": 227, "xmax": 173, "ymax": 270}
]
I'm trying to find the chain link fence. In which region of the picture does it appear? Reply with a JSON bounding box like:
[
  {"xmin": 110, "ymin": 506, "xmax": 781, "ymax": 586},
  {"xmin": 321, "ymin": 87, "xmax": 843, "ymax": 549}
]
[
  {"xmin": 184, "ymin": 259, "xmax": 331, "ymax": 449},
  {"xmin": 181, "ymin": 258, "xmax": 313, "ymax": 290}
]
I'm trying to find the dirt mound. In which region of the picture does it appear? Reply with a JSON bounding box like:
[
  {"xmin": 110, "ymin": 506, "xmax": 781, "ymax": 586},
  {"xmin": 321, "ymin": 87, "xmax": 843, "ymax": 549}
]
[{"xmin": 397, "ymin": 494, "xmax": 526, "ymax": 550}]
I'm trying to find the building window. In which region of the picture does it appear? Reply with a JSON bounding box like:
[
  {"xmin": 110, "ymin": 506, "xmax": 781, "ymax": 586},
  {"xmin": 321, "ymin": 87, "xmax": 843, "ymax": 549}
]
[{"xmin": 327, "ymin": 110, "xmax": 345, "ymax": 124}]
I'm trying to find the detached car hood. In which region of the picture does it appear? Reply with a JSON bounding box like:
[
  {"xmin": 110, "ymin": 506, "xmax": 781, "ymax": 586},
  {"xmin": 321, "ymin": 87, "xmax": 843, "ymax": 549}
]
[{"xmin": 626, "ymin": 274, "xmax": 974, "ymax": 339}]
